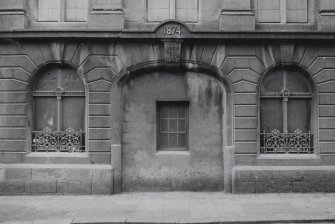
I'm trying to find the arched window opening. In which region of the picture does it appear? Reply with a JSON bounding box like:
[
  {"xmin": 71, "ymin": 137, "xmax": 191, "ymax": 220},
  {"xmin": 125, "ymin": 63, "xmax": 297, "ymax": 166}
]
[
  {"xmin": 260, "ymin": 66, "xmax": 314, "ymax": 154},
  {"xmin": 32, "ymin": 67, "xmax": 85, "ymax": 152}
]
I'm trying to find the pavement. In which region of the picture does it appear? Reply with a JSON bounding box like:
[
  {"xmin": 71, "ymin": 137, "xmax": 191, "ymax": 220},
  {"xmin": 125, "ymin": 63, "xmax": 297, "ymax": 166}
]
[{"xmin": 0, "ymin": 192, "xmax": 335, "ymax": 224}]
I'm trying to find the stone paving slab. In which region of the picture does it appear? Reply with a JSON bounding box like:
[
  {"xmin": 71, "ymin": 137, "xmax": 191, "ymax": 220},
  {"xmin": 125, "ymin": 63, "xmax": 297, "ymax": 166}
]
[{"xmin": 0, "ymin": 193, "xmax": 335, "ymax": 224}]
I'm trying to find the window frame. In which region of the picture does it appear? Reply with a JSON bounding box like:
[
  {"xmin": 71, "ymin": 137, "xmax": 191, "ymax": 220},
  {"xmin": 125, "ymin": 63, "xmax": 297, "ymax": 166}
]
[
  {"xmin": 255, "ymin": 0, "xmax": 309, "ymax": 24},
  {"xmin": 36, "ymin": 0, "xmax": 90, "ymax": 23},
  {"xmin": 156, "ymin": 101, "xmax": 189, "ymax": 151},
  {"xmin": 147, "ymin": 0, "xmax": 199, "ymax": 23},
  {"xmin": 258, "ymin": 65, "xmax": 317, "ymax": 155}
]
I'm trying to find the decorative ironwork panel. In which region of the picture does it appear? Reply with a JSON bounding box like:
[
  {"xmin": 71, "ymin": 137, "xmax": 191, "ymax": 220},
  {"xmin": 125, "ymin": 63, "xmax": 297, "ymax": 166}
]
[
  {"xmin": 32, "ymin": 127, "xmax": 85, "ymax": 152},
  {"xmin": 261, "ymin": 129, "xmax": 313, "ymax": 154}
]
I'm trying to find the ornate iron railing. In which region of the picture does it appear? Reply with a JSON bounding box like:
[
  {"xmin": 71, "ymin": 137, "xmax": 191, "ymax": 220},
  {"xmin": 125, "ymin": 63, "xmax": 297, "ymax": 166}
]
[
  {"xmin": 260, "ymin": 129, "xmax": 313, "ymax": 154},
  {"xmin": 32, "ymin": 127, "xmax": 85, "ymax": 152}
]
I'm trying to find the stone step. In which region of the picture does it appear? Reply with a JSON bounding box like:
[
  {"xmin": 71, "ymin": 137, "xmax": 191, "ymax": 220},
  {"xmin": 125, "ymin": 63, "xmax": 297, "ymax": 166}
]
[
  {"xmin": 233, "ymin": 166, "xmax": 335, "ymax": 193},
  {"xmin": 0, "ymin": 163, "xmax": 114, "ymax": 195}
]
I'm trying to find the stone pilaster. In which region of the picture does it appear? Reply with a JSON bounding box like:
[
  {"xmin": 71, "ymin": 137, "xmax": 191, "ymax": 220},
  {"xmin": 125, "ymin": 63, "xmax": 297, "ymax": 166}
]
[
  {"xmin": 219, "ymin": 0, "xmax": 255, "ymax": 31},
  {"xmin": 0, "ymin": 0, "xmax": 27, "ymax": 30},
  {"xmin": 319, "ymin": 0, "xmax": 335, "ymax": 31},
  {"xmin": 89, "ymin": 0, "xmax": 124, "ymax": 29}
]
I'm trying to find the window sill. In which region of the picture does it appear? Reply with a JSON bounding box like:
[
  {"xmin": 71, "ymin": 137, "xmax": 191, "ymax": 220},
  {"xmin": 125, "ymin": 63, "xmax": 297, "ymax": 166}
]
[
  {"xmin": 156, "ymin": 151, "xmax": 190, "ymax": 156},
  {"xmin": 26, "ymin": 152, "xmax": 89, "ymax": 158},
  {"xmin": 257, "ymin": 154, "xmax": 320, "ymax": 160}
]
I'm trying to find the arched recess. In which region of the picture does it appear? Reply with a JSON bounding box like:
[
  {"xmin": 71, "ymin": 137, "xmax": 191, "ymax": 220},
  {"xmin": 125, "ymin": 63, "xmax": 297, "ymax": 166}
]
[
  {"xmin": 27, "ymin": 62, "xmax": 88, "ymax": 153},
  {"xmin": 258, "ymin": 63, "xmax": 318, "ymax": 154},
  {"xmin": 110, "ymin": 61, "xmax": 233, "ymax": 193}
]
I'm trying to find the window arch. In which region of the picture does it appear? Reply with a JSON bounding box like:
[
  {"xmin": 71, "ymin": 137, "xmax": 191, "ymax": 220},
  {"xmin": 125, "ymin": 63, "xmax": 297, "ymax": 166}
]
[
  {"xmin": 260, "ymin": 65, "xmax": 314, "ymax": 154},
  {"xmin": 31, "ymin": 66, "xmax": 86, "ymax": 152}
]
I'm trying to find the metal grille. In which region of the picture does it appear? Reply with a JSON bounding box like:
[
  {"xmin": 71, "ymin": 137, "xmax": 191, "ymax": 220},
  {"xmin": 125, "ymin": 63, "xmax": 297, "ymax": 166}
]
[
  {"xmin": 260, "ymin": 129, "xmax": 313, "ymax": 154},
  {"xmin": 32, "ymin": 127, "xmax": 85, "ymax": 152}
]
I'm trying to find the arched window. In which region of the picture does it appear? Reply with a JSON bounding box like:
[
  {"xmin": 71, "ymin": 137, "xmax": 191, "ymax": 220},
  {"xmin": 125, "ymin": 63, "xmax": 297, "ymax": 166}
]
[
  {"xmin": 32, "ymin": 66, "xmax": 85, "ymax": 152},
  {"xmin": 260, "ymin": 66, "xmax": 314, "ymax": 154}
]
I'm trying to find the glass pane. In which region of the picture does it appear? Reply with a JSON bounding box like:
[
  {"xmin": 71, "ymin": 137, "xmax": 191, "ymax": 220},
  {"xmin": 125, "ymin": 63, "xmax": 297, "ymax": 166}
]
[
  {"xmin": 286, "ymin": 69, "xmax": 311, "ymax": 92},
  {"xmin": 38, "ymin": 0, "xmax": 60, "ymax": 21},
  {"xmin": 257, "ymin": 0, "xmax": 281, "ymax": 23},
  {"xmin": 178, "ymin": 106, "xmax": 186, "ymax": 118},
  {"xmin": 169, "ymin": 134, "xmax": 178, "ymax": 147},
  {"xmin": 178, "ymin": 134, "xmax": 187, "ymax": 147},
  {"xmin": 160, "ymin": 106, "xmax": 169, "ymax": 118},
  {"xmin": 288, "ymin": 99, "xmax": 311, "ymax": 132},
  {"xmin": 260, "ymin": 98, "xmax": 283, "ymax": 132},
  {"xmin": 261, "ymin": 69, "xmax": 284, "ymax": 92},
  {"xmin": 286, "ymin": 0, "xmax": 307, "ymax": 23},
  {"xmin": 61, "ymin": 71, "xmax": 85, "ymax": 91},
  {"xmin": 35, "ymin": 97, "xmax": 57, "ymax": 131},
  {"xmin": 160, "ymin": 119, "xmax": 169, "ymax": 132},
  {"xmin": 169, "ymin": 106, "xmax": 178, "ymax": 118},
  {"xmin": 34, "ymin": 68, "xmax": 59, "ymax": 91},
  {"xmin": 148, "ymin": 0, "xmax": 170, "ymax": 21},
  {"xmin": 178, "ymin": 119, "xmax": 186, "ymax": 132},
  {"xmin": 169, "ymin": 119, "xmax": 178, "ymax": 132},
  {"xmin": 62, "ymin": 97, "xmax": 85, "ymax": 131},
  {"xmin": 176, "ymin": 0, "xmax": 198, "ymax": 22},
  {"xmin": 158, "ymin": 133, "xmax": 169, "ymax": 148}
]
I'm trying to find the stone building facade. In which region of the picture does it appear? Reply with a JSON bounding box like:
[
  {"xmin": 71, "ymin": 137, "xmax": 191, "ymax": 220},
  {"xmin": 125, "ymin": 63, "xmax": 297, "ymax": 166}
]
[{"xmin": 0, "ymin": 0, "xmax": 335, "ymax": 194}]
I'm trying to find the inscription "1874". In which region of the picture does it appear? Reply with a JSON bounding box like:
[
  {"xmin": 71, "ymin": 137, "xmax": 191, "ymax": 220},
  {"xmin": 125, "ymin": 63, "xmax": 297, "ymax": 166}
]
[{"xmin": 163, "ymin": 25, "xmax": 182, "ymax": 36}]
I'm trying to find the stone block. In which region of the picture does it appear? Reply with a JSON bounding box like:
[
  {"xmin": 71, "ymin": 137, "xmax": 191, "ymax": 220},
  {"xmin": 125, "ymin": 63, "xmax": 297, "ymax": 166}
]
[
  {"xmin": 0, "ymin": 80, "xmax": 26, "ymax": 91},
  {"xmin": 235, "ymin": 105, "xmax": 257, "ymax": 117},
  {"xmin": 318, "ymin": 82, "xmax": 335, "ymax": 93},
  {"xmin": 89, "ymin": 12, "xmax": 124, "ymax": 30},
  {"xmin": 88, "ymin": 81, "xmax": 113, "ymax": 92},
  {"xmin": 234, "ymin": 169, "xmax": 273, "ymax": 182},
  {"xmin": 0, "ymin": 13, "xmax": 26, "ymax": 30},
  {"xmin": 0, "ymin": 180, "xmax": 24, "ymax": 193},
  {"xmin": 302, "ymin": 169, "xmax": 327, "ymax": 182},
  {"xmin": 324, "ymin": 182, "xmax": 335, "ymax": 192},
  {"xmin": 93, "ymin": 168, "xmax": 113, "ymax": 181},
  {"xmin": 0, "ymin": 128, "xmax": 26, "ymax": 139},
  {"xmin": 319, "ymin": 130, "xmax": 335, "ymax": 141},
  {"xmin": 92, "ymin": 181, "xmax": 112, "ymax": 194},
  {"xmin": 89, "ymin": 93, "xmax": 110, "ymax": 104},
  {"xmin": 25, "ymin": 180, "xmax": 57, "ymax": 193},
  {"xmin": 272, "ymin": 169, "xmax": 304, "ymax": 182},
  {"xmin": 233, "ymin": 81, "xmax": 257, "ymax": 93},
  {"xmin": 32, "ymin": 168, "xmax": 65, "ymax": 180},
  {"xmin": 319, "ymin": 106, "xmax": 335, "ymax": 117},
  {"xmin": 292, "ymin": 181, "xmax": 325, "ymax": 193},
  {"xmin": 89, "ymin": 105, "xmax": 111, "ymax": 116},
  {"xmin": 57, "ymin": 181, "xmax": 92, "ymax": 194},
  {"xmin": 234, "ymin": 142, "xmax": 258, "ymax": 154},
  {"xmin": 319, "ymin": 94, "xmax": 335, "ymax": 105},
  {"xmin": 234, "ymin": 94, "xmax": 257, "ymax": 105},
  {"xmin": 89, "ymin": 140, "xmax": 112, "ymax": 152},
  {"xmin": 319, "ymin": 142, "xmax": 335, "ymax": 154},
  {"xmin": 0, "ymin": 140, "xmax": 26, "ymax": 151},
  {"xmin": 235, "ymin": 118, "xmax": 257, "ymax": 129},
  {"xmin": 64, "ymin": 168, "xmax": 93, "ymax": 181},
  {"xmin": 220, "ymin": 12, "xmax": 255, "ymax": 31},
  {"xmin": 0, "ymin": 92, "xmax": 26, "ymax": 103},
  {"xmin": 256, "ymin": 182, "xmax": 292, "ymax": 193},
  {"xmin": 320, "ymin": 13, "xmax": 335, "ymax": 31},
  {"xmin": 5, "ymin": 167, "xmax": 31, "ymax": 180},
  {"xmin": 222, "ymin": 0, "xmax": 251, "ymax": 10},
  {"xmin": 0, "ymin": 168, "xmax": 4, "ymax": 180},
  {"xmin": 92, "ymin": 0, "xmax": 122, "ymax": 11},
  {"xmin": 89, "ymin": 128, "xmax": 112, "ymax": 140},
  {"xmin": 90, "ymin": 152, "xmax": 111, "ymax": 164},
  {"xmin": 0, "ymin": 105, "xmax": 26, "ymax": 115},
  {"xmin": 235, "ymin": 130, "xmax": 257, "ymax": 141},
  {"xmin": 0, "ymin": 0, "xmax": 25, "ymax": 10},
  {"xmin": 233, "ymin": 181, "xmax": 255, "ymax": 193},
  {"xmin": 0, "ymin": 152, "xmax": 25, "ymax": 163},
  {"xmin": 320, "ymin": 118, "xmax": 335, "ymax": 129},
  {"xmin": 0, "ymin": 116, "xmax": 26, "ymax": 127},
  {"xmin": 89, "ymin": 117, "xmax": 111, "ymax": 128}
]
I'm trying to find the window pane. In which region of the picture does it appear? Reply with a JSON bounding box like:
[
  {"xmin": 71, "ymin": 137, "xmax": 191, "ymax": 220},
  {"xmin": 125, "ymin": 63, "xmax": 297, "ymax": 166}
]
[
  {"xmin": 288, "ymin": 99, "xmax": 311, "ymax": 132},
  {"xmin": 148, "ymin": 0, "xmax": 170, "ymax": 21},
  {"xmin": 61, "ymin": 71, "xmax": 85, "ymax": 91},
  {"xmin": 286, "ymin": 0, "xmax": 307, "ymax": 23},
  {"xmin": 65, "ymin": 0, "xmax": 88, "ymax": 22},
  {"xmin": 257, "ymin": 0, "xmax": 281, "ymax": 23},
  {"xmin": 286, "ymin": 69, "xmax": 311, "ymax": 92},
  {"xmin": 158, "ymin": 133, "xmax": 169, "ymax": 148},
  {"xmin": 160, "ymin": 119, "xmax": 169, "ymax": 132},
  {"xmin": 169, "ymin": 106, "xmax": 178, "ymax": 118},
  {"xmin": 169, "ymin": 119, "xmax": 178, "ymax": 132},
  {"xmin": 62, "ymin": 97, "xmax": 85, "ymax": 131},
  {"xmin": 35, "ymin": 97, "xmax": 57, "ymax": 131},
  {"xmin": 178, "ymin": 119, "xmax": 186, "ymax": 132},
  {"xmin": 260, "ymin": 98, "xmax": 283, "ymax": 132},
  {"xmin": 261, "ymin": 69, "xmax": 284, "ymax": 92},
  {"xmin": 178, "ymin": 134, "xmax": 187, "ymax": 147},
  {"xmin": 176, "ymin": 0, "xmax": 198, "ymax": 22},
  {"xmin": 38, "ymin": 0, "xmax": 60, "ymax": 21},
  {"xmin": 169, "ymin": 133, "xmax": 178, "ymax": 147}
]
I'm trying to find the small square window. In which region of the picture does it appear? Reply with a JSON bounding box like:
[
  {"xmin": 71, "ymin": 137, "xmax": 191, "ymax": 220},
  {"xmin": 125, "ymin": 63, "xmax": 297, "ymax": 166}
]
[{"xmin": 157, "ymin": 101, "xmax": 189, "ymax": 151}]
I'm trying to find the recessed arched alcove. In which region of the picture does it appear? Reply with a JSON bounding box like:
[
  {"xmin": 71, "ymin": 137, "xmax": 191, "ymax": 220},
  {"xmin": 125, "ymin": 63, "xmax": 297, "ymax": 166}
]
[{"xmin": 111, "ymin": 62, "xmax": 233, "ymax": 192}]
